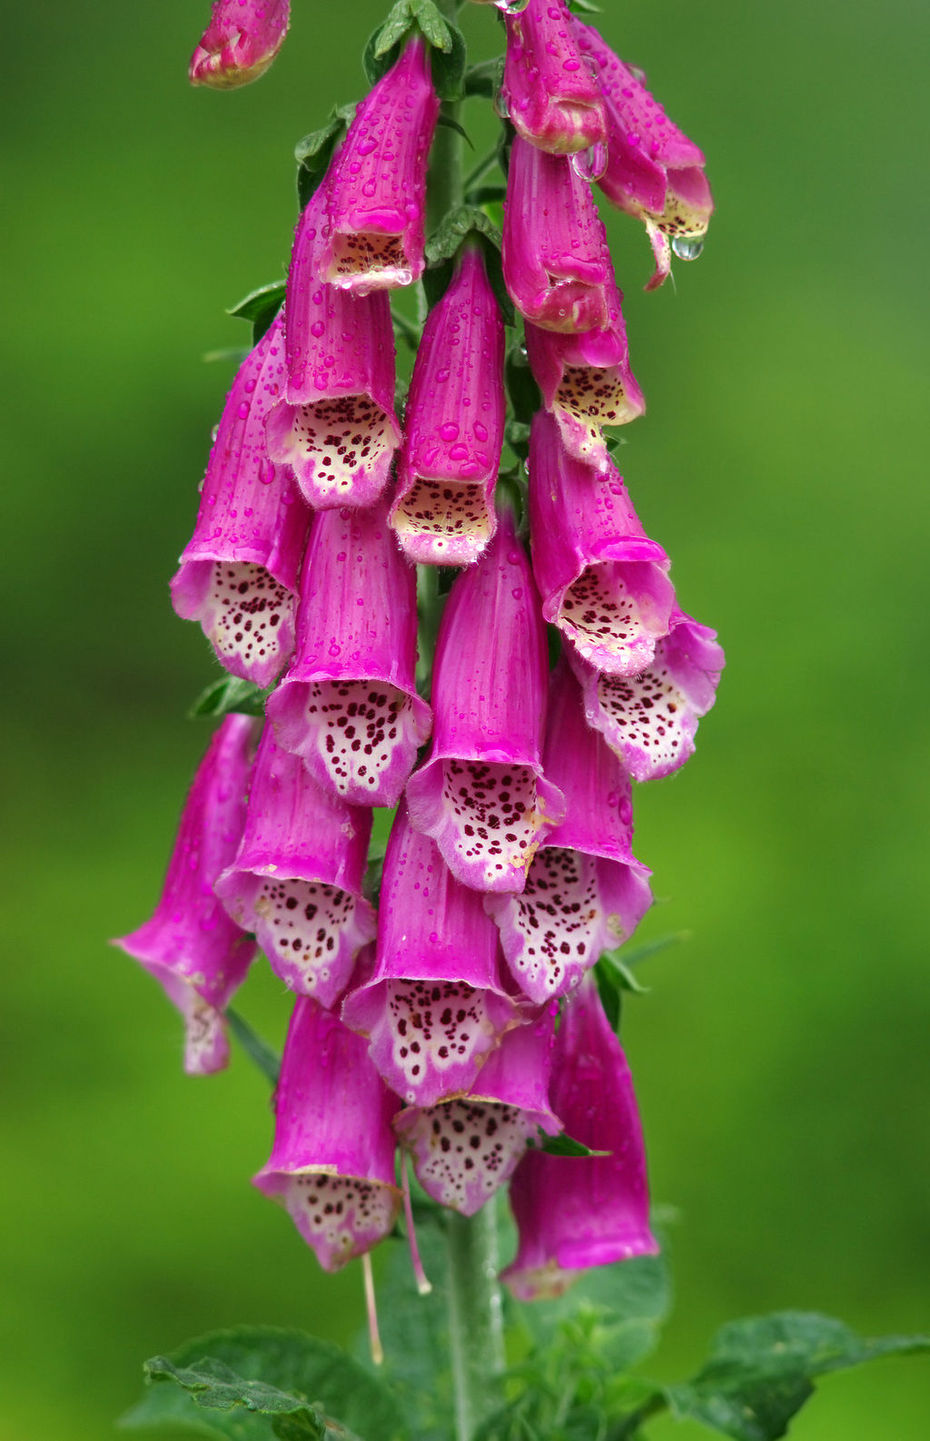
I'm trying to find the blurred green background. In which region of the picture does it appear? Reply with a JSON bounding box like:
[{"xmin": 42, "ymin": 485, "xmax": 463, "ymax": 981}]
[{"xmin": 2, "ymin": 1, "xmax": 928, "ymax": 1437}]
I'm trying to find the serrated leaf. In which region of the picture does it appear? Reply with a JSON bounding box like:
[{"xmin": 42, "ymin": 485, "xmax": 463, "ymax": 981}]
[
  {"xmin": 518, "ymin": 1250, "xmax": 672, "ymax": 1371},
  {"xmin": 294, "ymin": 106, "xmax": 354, "ymax": 210},
  {"xmin": 189, "ymin": 675, "xmax": 268, "ymax": 720},
  {"xmin": 666, "ymin": 1312, "xmax": 930, "ymax": 1441},
  {"xmin": 122, "ymin": 1328, "xmax": 402, "ymax": 1441},
  {"xmin": 226, "ymin": 1009, "xmax": 280, "ymax": 1087},
  {"xmin": 536, "ymin": 1132, "xmax": 609, "ymax": 1158}
]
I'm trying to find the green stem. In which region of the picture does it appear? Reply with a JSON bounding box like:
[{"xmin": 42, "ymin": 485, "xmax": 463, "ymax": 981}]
[
  {"xmin": 416, "ymin": 563, "xmax": 443, "ymax": 694},
  {"xmin": 445, "ymin": 1206, "xmax": 506, "ymax": 1441},
  {"xmin": 427, "ymin": 0, "xmax": 465, "ymax": 231}
]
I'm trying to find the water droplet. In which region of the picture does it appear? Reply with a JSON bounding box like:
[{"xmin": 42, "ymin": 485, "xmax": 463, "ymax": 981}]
[
  {"xmin": 571, "ymin": 141, "xmax": 608, "ymax": 183},
  {"xmin": 494, "ymin": 87, "xmax": 511, "ymax": 120},
  {"xmin": 439, "ymin": 422, "xmax": 459, "ymax": 442},
  {"xmin": 494, "ymin": 0, "xmax": 529, "ymax": 11},
  {"xmin": 236, "ymin": 402, "xmax": 250, "ymax": 419},
  {"xmin": 671, "ymin": 235, "xmax": 705, "ymax": 261},
  {"xmin": 258, "ymin": 457, "xmax": 276, "ymax": 484},
  {"xmin": 310, "ymin": 320, "xmax": 325, "ymax": 337}
]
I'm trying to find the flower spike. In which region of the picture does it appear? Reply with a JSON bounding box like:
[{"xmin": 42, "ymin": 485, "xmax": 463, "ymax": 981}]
[
  {"xmin": 254, "ymin": 995, "xmax": 401, "ymax": 1272},
  {"xmin": 406, "ymin": 510, "xmax": 565, "ymax": 893},
  {"xmin": 524, "ymin": 282, "xmax": 645, "ymax": 471},
  {"xmin": 570, "ymin": 610, "xmax": 725, "ymax": 781},
  {"xmin": 215, "ymin": 725, "xmax": 376, "ymax": 1007},
  {"xmin": 341, "ymin": 805, "xmax": 521, "ymax": 1107},
  {"xmin": 315, "ymin": 39, "xmax": 439, "ymax": 294},
  {"xmin": 189, "ymin": 0, "xmax": 290, "ymax": 89},
  {"xmin": 501, "ymin": 976, "xmax": 659, "ymax": 1300},
  {"xmin": 503, "ymin": 137, "xmax": 613, "ymax": 334},
  {"xmin": 171, "ymin": 314, "xmax": 311, "ymax": 688},
  {"xmin": 266, "ymin": 502, "xmax": 431, "ymax": 807},
  {"xmin": 391, "ymin": 246, "xmax": 506, "ymax": 565},
  {"xmin": 529, "ymin": 413, "xmax": 675, "ymax": 678},
  {"xmin": 113, "ymin": 716, "xmax": 257, "ymax": 1075},
  {"xmin": 574, "ymin": 20, "xmax": 713, "ymax": 291},
  {"xmin": 394, "ymin": 1006, "xmax": 560, "ymax": 1215},
  {"xmin": 486, "ymin": 661, "xmax": 652, "ymax": 1004},
  {"xmin": 501, "ymin": 0, "xmax": 607, "ymax": 155}
]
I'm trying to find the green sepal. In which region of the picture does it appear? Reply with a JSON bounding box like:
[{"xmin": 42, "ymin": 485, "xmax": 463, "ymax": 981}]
[
  {"xmin": 568, "ymin": 0, "xmax": 602, "ymax": 13},
  {"xmin": 226, "ymin": 1009, "xmax": 281, "ymax": 1088},
  {"xmin": 423, "ymin": 204, "xmax": 512, "ymax": 323},
  {"xmin": 121, "ymin": 1327, "xmax": 403, "ymax": 1441},
  {"xmin": 294, "ymin": 104, "xmax": 356, "ymax": 210},
  {"xmin": 535, "ymin": 1132, "xmax": 609, "ymax": 1158},
  {"xmin": 363, "ymin": 1, "xmax": 465, "ymax": 99},
  {"xmin": 665, "ymin": 1312, "xmax": 930, "ymax": 1441},
  {"xmin": 227, "ymin": 281, "xmax": 287, "ymax": 346},
  {"xmin": 189, "ymin": 675, "xmax": 268, "ymax": 720}
]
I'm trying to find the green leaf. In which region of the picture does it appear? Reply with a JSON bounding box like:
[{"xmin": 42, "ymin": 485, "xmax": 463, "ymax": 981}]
[
  {"xmin": 568, "ymin": 0, "xmax": 602, "ymax": 13},
  {"xmin": 535, "ymin": 1132, "xmax": 609, "ymax": 1158},
  {"xmin": 374, "ymin": 2, "xmax": 416, "ymax": 58},
  {"xmin": 505, "ymin": 340, "xmax": 542, "ymax": 424},
  {"xmin": 294, "ymin": 106, "xmax": 355, "ymax": 210},
  {"xmin": 364, "ymin": 1231, "xmax": 453, "ymax": 1441},
  {"xmin": 122, "ymin": 1327, "xmax": 403, "ymax": 1441},
  {"xmin": 409, "ymin": 0, "xmax": 453, "ymax": 51},
  {"xmin": 666, "ymin": 1312, "xmax": 930, "ymax": 1441},
  {"xmin": 518, "ymin": 1250, "xmax": 672, "ymax": 1373},
  {"xmin": 189, "ymin": 675, "xmax": 267, "ymax": 720},
  {"xmin": 226, "ymin": 1009, "xmax": 280, "ymax": 1087},
  {"xmin": 615, "ymin": 930, "xmax": 691, "ymax": 970},
  {"xmin": 227, "ymin": 281, "xmax": 286, "ymax": 345},
  {"xmin": 425, "ymin": 204, "xmax": 502, "ymax": 268},
  {"xmin": 435, "ymin": 112, "xmax": 473, "ymax": 147}
]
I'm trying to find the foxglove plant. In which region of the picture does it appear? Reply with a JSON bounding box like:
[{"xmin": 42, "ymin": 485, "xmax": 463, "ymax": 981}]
[{"xmin": 120, "ymin": 7, "xmax": 928, "ymax": 1441}]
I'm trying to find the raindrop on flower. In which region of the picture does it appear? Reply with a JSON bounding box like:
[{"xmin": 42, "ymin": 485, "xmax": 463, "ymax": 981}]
[
  {"xmin": 671, "ymin": 235, "xmax": 705, "ymax": 261},
  {"xmin": 571, "ymin": 142, "xmax": 609, "ymax": 183}
]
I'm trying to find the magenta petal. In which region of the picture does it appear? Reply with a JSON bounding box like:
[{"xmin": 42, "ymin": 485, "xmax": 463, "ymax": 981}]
[
  {"xmin": 215, "ymin": 726, "xmax": 376, "ymax": 1006},
  {"xmin": 569, "ymin": 611, "xmax": 725, "ymax": 781},
  {"xmin": 171, "ymin": 314, "xmax": 311, "ymax": 687},
  {"xmin": 487, "ymin": 662, "xmax": 652, "ymax": 1003},
  {"xmin": 529, "ymin": 413, "xmax": 674, "ymax": 676},
  {"xmin": 573, "ymin": 20, "xmax": 712, "ymax": 289},
  {"xmin": 406, "ymin": 512, "xmax": 565, "ymax": 893},
  {"xmin": 113, "ymin": 716, "xmax": 257, "ymax": 1075},
  {"xmin": 267, "ymin": 503, "xmax": 431, "ymax": 806},
  {"xmin": 395, "ymin": 1007, "xmax": 559, "ymax": 1214},
  {"xmin": 316, "ymin": 39, "xmax": 438, "ymax": 293},
  {"xmin": 501, "ymin": 977, "xmax": 658, "ymax": 1299},
  {"xmin": 341, "ymin": 806, "xmax": 521, "ymax": 1106},
  {"xmin": 391, "ymin": 248, "xmax": 506, "ymax": 565},
  {"xmin": 501, "ymin": 0, "xmax": 606, "ymax": 155},
  {"xmin": 188, "ymin": 0, "xmax": 290, "ymax": 89},
  {"xmin": 524, "ymin": 282, "xmax": 644, "ymax": 471},
  {"xmin": 254, "ymin": 996, "xmax": 400, "ymax": 1271},
  {"xmin": 503, "ymin": 138, "xmax": 613, "ymax": 333}
]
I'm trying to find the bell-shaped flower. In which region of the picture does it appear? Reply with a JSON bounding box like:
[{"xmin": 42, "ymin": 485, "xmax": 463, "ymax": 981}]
[
  {"xmin": 113, "ymin": 716, "xmax": 257, "ymax": 1075},
  {"xmin": 189, "ymin": 0, "xmax": 290, "ymax": 89},
  {"xmin": 266, "ymin": 502, "xmax": 431, "ymax": 807},
  {"xmin": 342, "ymin": 805, "xmax": 521, "ymax": 1107},
  {"xmin": 501, "ymin": 0, "xmax": 606, "ymax": 155},
  {"xmin": 390, "ymin": 246, "xmax": 505, "ymax": 565},
  {"xmin": 394, "ymin": 1006, "xmax": 559, "ymax": 1215},
  {"xmin": 529, "ymin": 413, "xmax": 674, "ymax": 677},
  {"xmin": 171, "ymin": 314, "xmax": 311, "ymax": 687},
  {"xmin": 267, "ymin": 190, "xmax": 400, "ymax": 508},
  {"xmin": 254, "ymin": 995, "xmax": 401, "ymax": 1272},
  {"xmin": 406, "ymin": 510, "xmax": 565, "ymax": 893},
  {"xmin": 574, "ymin": 20, "xmax": 713, "ymax": 291},
  {"xmin": 486, "ymin": 661, "xmax": 651, "ymax": 1004},
  {"xmin": 214, "ymin": 725, "xmax": 376, "ymax": 1006},
  {"xmin": 524, "ymin": 282, "xmax": 644, "ymax": 471},
  {"xmin": 569, "ymin": 610, "xmax": 725, "ymax": 781},
  {"xmin": 501, "ymin": 976, "xmax": 658, "ymax": 1299},
  {"xmin": 314, "ymin": 39, "xmax": 438, "ymax": 294},
  {"xmin": 503, "ymin": 137, "xmax": 613, "ymax": 333}
]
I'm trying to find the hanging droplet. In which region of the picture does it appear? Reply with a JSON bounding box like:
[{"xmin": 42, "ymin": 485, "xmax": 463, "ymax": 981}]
[
  {"xmin": 671, "ymin": 235, "xmax": 705, "ymax": 261},
  {"xmin": 571, "ymin": 141, "xmax": 608, "ymax": 183},
  {"xmin": 494, "ymin": 86, "xmax": 511, "ymax": 120},
  {"xmin": 493, "ymin": 0, "xmax": 530, "ymax": 12}
]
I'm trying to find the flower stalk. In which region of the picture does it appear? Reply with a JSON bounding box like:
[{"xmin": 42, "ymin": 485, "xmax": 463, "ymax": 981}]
[{"xmin": 445, "ymin": 1204, "xmax": 506, "ymax": 1441}]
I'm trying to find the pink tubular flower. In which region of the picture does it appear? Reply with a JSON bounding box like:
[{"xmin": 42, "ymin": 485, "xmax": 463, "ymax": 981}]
[
  {"xmin": 113, "ymin": 716, "xmax": 257, "ymax": 1075},
  {"xmin": 189, "ymin": 0, "xmax": 290, "ymax": 89},
  {"xmin": 214, "ymin": 725, "xmax": 376, "ymax": 1007},
  {"xmin": 266, "ymin": 502, "xmax": 431, "ymax": 807},
  {"xmin": 267, "ymin": 191, "xmax": 400, "ymax": 508},
  {"xmin": 529, "ymin": 412, "xmax": 675, "ymax": 677},
  {"xmin": 170, "ymin": 314, "xmax": 311, "ymax": 688},
  {"xmin": 394, "ymin": 1007, "xmax": 559, "ymax": 1215},
  {"xmin": 314, "ymin": 39, "xmax": 438, "ymax": 293},
  {"xmin": 503, "ymin": 136, "xmax": 613, "ymax": 333},
  {"xmin": 390, "ymin": 246, "xmax": 506, "ymax": 565},
  {"xmin": 486, "ymin": 661, "xmax": 651, "ymax": 1004},
  {"xmin": 341, "ymin": 805, "xmax": 521, "ymax": 1107},
  {"xmin": 574, "ymin": 20, "xmax": 713, "ymax": 291},
  {"xmin": 253, "ymin": 995, "xmax": 401, "ymax": 1272},
  {"xmin": 502, "ymin": 0, "xmax": 607, "ymax": 155},
  {"xmin": 405, "ymin": 510, "xmax": 565, "ymax": 894},
  {"xmin": 501, "ymin": 976, "xmax": 659, "ymax": 1300},
  {"xmin": 569, "ymin": 610, "xmax": 725, "ymax": 781},
  {"xmin": 524, "ymin": 282, "xmax": 645, "ymax": 471}
]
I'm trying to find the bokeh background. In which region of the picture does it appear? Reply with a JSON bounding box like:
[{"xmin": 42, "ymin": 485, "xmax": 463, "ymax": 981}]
[{"xmin": 3, "ymin": 1, "xmax": 928, "ymax": 1437}]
